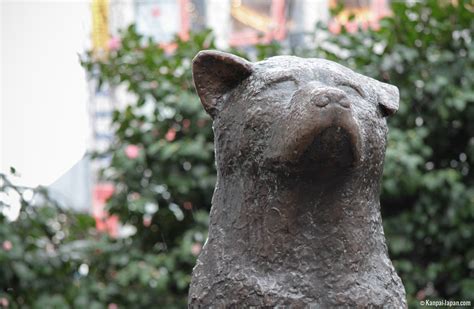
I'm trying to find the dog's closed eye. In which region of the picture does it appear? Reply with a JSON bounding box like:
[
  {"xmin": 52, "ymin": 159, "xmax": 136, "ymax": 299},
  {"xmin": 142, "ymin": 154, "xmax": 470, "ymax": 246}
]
[
  {"xmin": 260, "ymin": 78, "xmax": 298, "ymax": 100},
  {"xmin": 338, "ymin": 83, "xmax": 366, "ymax": 98}
]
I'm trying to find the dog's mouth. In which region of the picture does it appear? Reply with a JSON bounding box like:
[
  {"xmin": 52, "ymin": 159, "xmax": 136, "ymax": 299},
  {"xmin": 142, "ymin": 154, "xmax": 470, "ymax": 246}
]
[
  {"xmin": 300, "ymin": 124, "xmax": 361, "ymax": 172},
  {"xmin": 270, "ymin": 116, "xmax": 362, "ymax": 177},
  {"xmin": 265, "ymin": 103, "xmax": 362, "ymax": 176},
  {"xmin": 290, "ymin": 105, "xmax": 362, "ymax": 172}
]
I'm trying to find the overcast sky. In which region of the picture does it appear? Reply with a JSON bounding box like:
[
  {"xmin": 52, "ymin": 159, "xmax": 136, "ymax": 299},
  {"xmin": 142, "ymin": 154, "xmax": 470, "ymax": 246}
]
[{"xmin": 1, "ymin": 0, "xmax": 91, "ymax": 187}]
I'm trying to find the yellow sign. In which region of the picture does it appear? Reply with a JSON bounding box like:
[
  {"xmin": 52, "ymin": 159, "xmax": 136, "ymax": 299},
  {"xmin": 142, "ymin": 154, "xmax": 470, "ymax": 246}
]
[{"xmin": 91, "ymin": 0, "xmax": 110, "ymax": 53}]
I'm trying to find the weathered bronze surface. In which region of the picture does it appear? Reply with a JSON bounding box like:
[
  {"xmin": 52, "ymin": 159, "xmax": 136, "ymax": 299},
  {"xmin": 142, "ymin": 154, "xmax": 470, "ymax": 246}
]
[{"xmin": 189, "ymin": 50, "xmax": 407, "ymax": 308}]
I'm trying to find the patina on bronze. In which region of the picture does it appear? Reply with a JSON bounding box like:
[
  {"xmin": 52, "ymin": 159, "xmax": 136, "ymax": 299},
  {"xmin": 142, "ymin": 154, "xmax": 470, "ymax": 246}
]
[{"xmin": 189, "ymin": 50, "xmax": 407, "ymax": 308}]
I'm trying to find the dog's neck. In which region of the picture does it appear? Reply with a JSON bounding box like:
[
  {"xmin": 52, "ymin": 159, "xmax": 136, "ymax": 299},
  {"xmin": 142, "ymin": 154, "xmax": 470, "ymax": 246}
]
[{"xmin": 210, "ymin": 166, "xmax": 390, "ymax": 279}]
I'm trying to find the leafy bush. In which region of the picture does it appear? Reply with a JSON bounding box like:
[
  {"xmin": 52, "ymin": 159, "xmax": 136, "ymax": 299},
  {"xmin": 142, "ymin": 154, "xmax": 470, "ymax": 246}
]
[
  {"xmin": 81, "ymin": 29, "xmax": 216, "ymax": 307},
  {"xmin": 0, "ymin": 172, "xmax": 95, "ymax": 307},
  {"xmin": 1, "ymin": 1, "xmax": 472, "ymax": 307}
]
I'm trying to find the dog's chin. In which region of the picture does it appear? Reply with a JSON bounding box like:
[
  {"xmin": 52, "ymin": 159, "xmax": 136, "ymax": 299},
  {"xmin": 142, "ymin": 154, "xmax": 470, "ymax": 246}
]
[
  {"xmin": 267, "ymin": 124, "xmax": 361, "ymax": 179},
  {"xmin": 293, "ymin": 105, "xmax": 362, "ymax": 173},
  {"xmin": 291, "ymin": 118, "xmax": 362, "ymax": 178},
  {"xmin": 301, "ymin": 125, "xmax": 361, "ymax": 170},
  {"xmin": 264, "ymin": 105, "xmax": 362, "ymax": 177}
]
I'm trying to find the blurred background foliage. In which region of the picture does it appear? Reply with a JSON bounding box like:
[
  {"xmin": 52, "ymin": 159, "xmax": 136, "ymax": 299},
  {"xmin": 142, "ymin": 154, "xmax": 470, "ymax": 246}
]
[{"xmin": 1, "ymin": 0, "xmax": 473, "ymax": 307}]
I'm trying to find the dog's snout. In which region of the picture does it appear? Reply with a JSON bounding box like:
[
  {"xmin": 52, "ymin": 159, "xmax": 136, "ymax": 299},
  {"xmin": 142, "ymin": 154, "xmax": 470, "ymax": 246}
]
[{"xmin": 311, "ymin": 88, "xmax": 350, "ymax": 108}]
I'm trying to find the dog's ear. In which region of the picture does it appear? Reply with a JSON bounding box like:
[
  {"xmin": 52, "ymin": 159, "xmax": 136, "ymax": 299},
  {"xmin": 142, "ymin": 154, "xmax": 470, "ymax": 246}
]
[
  {"xmin": 193, "ymin": 50, "xmax": 253, "ymax": 118},
  {"xmin": 377, "ymin": 82, "xmax": 400, "ymax": 117}
]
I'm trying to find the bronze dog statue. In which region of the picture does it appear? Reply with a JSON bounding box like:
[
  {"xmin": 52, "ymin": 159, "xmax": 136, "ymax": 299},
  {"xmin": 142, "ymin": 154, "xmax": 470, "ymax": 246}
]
[{"xmin": 189, "ymin": 51, "xmax": 407, "ymax": 308}]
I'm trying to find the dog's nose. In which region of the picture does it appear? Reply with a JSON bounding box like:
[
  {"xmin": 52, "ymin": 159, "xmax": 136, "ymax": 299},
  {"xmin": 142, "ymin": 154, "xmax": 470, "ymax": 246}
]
[{"xmin": 311, "ymin": 88, "xmax": 350, "ymax": 108}]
